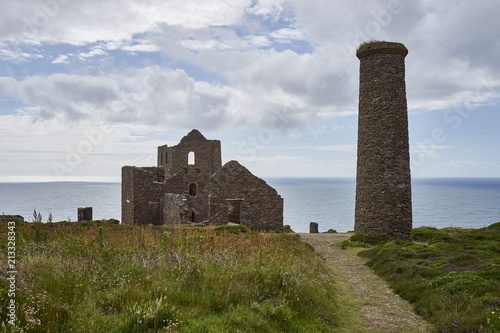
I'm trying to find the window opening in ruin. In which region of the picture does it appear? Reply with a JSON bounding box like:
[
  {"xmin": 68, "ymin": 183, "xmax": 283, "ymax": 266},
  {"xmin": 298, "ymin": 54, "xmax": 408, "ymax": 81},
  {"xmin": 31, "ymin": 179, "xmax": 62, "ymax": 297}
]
[
  {"xmin": 191, "ymin": 211, "xmax": 196, "ymax": 222},
  {"xmin": 189, "ymin": 183, "xmax": 197, "ymax": 196},
  {"xmin": 183, "ymin": 168, "xmax": 188, "ymax": 174},
  {"xmin": 160, "ymin": 153, "xmax": 164, "ymax": 165},
  {"xmin": 165, "ymin": 152, "xmax": 168, "ymax": 164},
  {"xmin": 227, "ymin": 199, "xmax": 243, "ymax": 224},
  {"xmin": 188, "ymin": 151, "xmax": 195, "ymax": 165},
  {"xmin": 196, "ymin": 168, "xmax": 200, "ymax": 174}
]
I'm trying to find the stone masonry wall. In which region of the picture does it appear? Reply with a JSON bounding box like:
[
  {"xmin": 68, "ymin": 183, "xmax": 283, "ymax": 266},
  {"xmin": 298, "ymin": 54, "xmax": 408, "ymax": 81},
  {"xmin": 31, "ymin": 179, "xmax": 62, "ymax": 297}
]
[
  {"xmin": 122, "ymin": 130, "xmax": 284, "ymax": 230},
  {"xmin": 207, "ymin": 161, "xmax": 283, "ymax": 230},
  {"xmin": 159, "ymin": 130, "xmax": 221, "ymax": 181},
  {"xmin": 354, "ymin": 42, "xmax": 413, "ymax": 241},
  {"xmin": 157, "ymin": 130, "xmax": 221, "ymax": 222},
  {"xmin": 162, "ymin": 193, "xmax": 191, "ymax": 225},
  {"xmin": 122, "ymin": 166, "xmax": 165, "ymax": 225},
  {"xmin": 77, "ymin": 207, "xmax": 93, "ymax": 222}
]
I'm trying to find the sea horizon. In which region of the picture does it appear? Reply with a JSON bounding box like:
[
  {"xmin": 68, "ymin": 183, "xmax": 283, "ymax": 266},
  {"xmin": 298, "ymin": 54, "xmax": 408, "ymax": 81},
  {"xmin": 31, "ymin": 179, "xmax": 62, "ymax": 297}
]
[
  {"xmin": 2, "ymin": 175, "xmax": 500, "ymax": 184},
  {"xmin": 1, "ymin": 177, "xmax": 500, "ymax": 233}
]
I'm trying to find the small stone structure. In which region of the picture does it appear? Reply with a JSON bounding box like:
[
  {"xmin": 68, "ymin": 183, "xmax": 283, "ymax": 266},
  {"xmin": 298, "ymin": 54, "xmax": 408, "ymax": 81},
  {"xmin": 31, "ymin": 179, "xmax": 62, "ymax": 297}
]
[
  {"xmin": 354, "ymin": 41, "xmax": 413, "ymax": 240},
  {"xmin": 78, "ymin": 207, "xmax": 93, "ymax": 222},
  {"xmin": 310, "ymin": 222, "xmax": 319, "ymax": 233},
  {"xmin": 122, "ymin": 129, "xmax": 284, "ymax": 230}
]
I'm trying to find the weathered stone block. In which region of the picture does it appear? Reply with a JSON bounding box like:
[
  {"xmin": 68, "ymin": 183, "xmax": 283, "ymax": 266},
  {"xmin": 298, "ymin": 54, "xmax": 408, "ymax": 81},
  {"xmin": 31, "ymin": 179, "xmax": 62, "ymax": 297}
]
[
  {"xmin": 310, "ymin": 222, "xmax": 319, "ymax": 233},
  {"xmin": 78, "ymin": 207, "xmax": 93, "ymax": 222}
]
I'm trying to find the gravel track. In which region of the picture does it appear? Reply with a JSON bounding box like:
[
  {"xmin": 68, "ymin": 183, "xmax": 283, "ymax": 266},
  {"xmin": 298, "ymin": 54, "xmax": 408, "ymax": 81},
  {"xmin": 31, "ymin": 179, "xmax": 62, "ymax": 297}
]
[{"xmin": 299, "ymin": 234, "xmax": 435, "ymax": 333}]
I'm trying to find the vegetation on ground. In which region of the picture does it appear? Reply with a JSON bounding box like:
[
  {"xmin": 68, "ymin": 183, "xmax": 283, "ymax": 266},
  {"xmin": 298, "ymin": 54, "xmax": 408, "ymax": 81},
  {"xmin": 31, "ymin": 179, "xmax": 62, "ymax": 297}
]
[
  {"xmin": 356, "ymin": 222, "xmax": 500, "ymax": 333},
  {"xmin": 0, "ymin": 222, "xmax": 337, "ymax": 332}
]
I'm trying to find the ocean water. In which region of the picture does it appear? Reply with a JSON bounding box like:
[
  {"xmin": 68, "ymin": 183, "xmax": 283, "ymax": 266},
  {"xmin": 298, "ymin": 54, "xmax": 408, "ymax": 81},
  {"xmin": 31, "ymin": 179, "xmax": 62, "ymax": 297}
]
[
  {"xmin": 1, "ymin": 178, "xmax": 499, "ymax": 233},
  {"xmin": 268, "ymin": 178, "xmax": 500, "ymax": 233}
]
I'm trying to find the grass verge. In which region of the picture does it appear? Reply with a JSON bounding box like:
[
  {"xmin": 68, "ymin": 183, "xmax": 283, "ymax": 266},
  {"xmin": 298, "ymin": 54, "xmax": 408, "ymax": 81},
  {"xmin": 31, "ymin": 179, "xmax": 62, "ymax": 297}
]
[
  {"xmin": 0, "ymin": 222, "xmax": 337, "ymax": 332},
  {"xmin": 357, "ymin": 222, "xmax": 500, "ymax": 333}
]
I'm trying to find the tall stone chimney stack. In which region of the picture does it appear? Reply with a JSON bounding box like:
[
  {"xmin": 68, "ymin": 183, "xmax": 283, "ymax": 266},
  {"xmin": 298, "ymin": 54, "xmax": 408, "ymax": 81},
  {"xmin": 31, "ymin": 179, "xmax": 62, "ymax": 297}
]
[{"xmin": 354, "ymin": 41, "xmax": 412, "ymax": 240}]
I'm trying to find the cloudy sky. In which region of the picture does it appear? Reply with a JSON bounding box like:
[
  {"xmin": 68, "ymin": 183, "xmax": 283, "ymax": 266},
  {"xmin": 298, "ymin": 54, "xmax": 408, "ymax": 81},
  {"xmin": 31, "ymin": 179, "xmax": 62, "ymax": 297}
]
[{"xmin": 1, "ymin": 0, "xmax": 499, "ymax": 182}]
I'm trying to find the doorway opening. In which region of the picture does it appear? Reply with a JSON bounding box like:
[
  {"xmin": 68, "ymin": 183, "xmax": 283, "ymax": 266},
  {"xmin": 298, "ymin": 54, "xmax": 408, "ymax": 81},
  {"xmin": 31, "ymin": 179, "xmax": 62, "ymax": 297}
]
[{"xmin": 227, "ymin": 198, "xmax": 244, "ymax": 224}]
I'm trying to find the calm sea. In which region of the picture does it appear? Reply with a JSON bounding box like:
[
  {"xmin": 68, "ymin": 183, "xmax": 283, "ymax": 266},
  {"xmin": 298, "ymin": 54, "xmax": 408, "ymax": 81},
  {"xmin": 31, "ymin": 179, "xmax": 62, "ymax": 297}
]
[{"xmin": 1, "ymin": 178, "xmax": 499, "ymax": 233}]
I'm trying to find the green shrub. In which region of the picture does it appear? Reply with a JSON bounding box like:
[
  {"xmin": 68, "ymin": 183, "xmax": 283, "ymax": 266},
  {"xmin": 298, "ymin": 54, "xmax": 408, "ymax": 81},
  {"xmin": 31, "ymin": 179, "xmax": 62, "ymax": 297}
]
[{"xmin": 359, "ymin": 222, "xmax": 500, "ymax": 332}]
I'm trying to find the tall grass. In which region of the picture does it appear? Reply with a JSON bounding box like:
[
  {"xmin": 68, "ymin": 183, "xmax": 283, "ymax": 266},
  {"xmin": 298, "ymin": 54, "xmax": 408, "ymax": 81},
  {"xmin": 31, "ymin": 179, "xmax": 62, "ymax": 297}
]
[
  {"xmin": 0, "ymin": 222, "xmax": 337, "ymax": 332},
  {"xmin": 358, "ymin": 222, "xmax": 500, "ymax": 333}
]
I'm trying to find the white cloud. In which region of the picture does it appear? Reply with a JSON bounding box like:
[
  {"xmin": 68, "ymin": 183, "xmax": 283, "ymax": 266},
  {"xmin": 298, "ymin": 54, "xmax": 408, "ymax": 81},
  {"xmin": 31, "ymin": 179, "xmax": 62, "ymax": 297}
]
[
  {"xmin": 0, "ymin": 47, "xmax": 43, "ymax": 62},
  {"xmin": 246, "ymin": 0, "xmax": 286, "ymax": 20},
  {"xmin": 0, "ymin": 113, "xmax": 172, "ymax": 181},
  {"xmin": 51, "ymin": 54, "xmax": 69, "ymax": 64},
  {"xmin": 2, "ymin": 68, "xmax": 231, "ymax": 128},
  {"xmin": 2, "ymin": 0, "xmax": 495, "ymax": 119},
  {"xmin": 2, "ymin": 55, "xmax": 358, "ymax": 130},
  {"xmin": 0, "ymin": 0, "xmax": 252, "ymax": 45},
  {"xmin": 245, "ymin": 35, "xmax": 271, "ymax": 48},
  {"xmin": 120, "ymin": 40, "xmax": 160, "ymax": 53},
  {"xmin": 79, "ymin": 47, "xmax": 106, "ymax": 59},
  {"xmin": 1, "ymin": 0, "xmax": 500, "ymax": 180},
  {"xmin": 181, "ymin": 39, "xmax": 233, "ymax": 52},
  {"xmin": 269, "ymin": 27, "xmax": 305, "ymax": 43}
]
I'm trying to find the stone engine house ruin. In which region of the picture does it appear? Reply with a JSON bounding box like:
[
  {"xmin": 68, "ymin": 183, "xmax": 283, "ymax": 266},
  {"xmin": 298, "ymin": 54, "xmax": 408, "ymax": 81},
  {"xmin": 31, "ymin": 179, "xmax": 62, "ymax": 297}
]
[{"xmin": 122, "ymin": 129, "xmax": 284, "ymax": 230}]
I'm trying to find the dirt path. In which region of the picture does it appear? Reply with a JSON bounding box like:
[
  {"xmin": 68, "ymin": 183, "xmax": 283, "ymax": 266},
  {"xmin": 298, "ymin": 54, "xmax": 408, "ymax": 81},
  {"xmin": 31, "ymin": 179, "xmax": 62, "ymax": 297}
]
[{"xmin": 299, "ymin": 233, "xmax": 435, "ymax": 333}]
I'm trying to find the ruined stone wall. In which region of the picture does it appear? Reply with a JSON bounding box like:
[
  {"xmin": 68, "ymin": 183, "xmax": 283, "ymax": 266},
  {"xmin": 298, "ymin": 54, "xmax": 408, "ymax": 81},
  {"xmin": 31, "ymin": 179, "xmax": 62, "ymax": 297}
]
[
  {"xmin": 354, "ymin": 41, "xmax": 413, "ymax": 240},
  {"xmin": 207, "ymin": 161, "xmax": 283, "ymax": 230},
  {"xmin": 157, "ymin": 145, "xmax": 169, "ymax": 170},
  {"xmin": 121, "ymin": 166, "xmax": 165, "ymax": 225},
  {"xmin": 162, "ymin": 172, "xmax": 186, "ymax": 194},
  {"xmin": 122, "ymin": 130, "xmax": 283, "ymax": 230},
  {"xmin": 162, "ymin": 130, "xmax": 221, "ymax": 181},
  {"xmin": 162, "ymin": 171, "xmax": 209, "ymax": 222},
  {"xmin": 159, "ymin": 130, "xmax": 220, "ymax": 222},
  {"xmin": 162, "ymin": 193, "xmax": 191, "ymax": 225}
]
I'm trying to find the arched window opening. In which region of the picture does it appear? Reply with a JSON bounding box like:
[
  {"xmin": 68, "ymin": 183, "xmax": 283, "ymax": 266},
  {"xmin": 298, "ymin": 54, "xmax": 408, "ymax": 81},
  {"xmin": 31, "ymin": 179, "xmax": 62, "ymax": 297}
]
[
  {"xmin": 188, "ymin": 151, "xmax": 195, "ymax": 165},
  {"xmin": 189, "ymin": 183, "xmax": 197, "ymax": 196}
]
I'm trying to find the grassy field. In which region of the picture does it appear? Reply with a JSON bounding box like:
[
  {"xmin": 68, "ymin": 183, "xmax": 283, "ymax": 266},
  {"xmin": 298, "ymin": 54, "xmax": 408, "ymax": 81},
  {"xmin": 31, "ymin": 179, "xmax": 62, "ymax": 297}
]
[
  {"xmin": 0, "ymin": 222, "xmax": 337, "ymax": 333},
  {"xmin": 3, "ymin": 220, "xmax": 499, "ymax": 332},
  {"xmin": 348, "ymin": 222, "xmax": 500, "ymax": 333}
]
